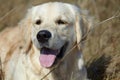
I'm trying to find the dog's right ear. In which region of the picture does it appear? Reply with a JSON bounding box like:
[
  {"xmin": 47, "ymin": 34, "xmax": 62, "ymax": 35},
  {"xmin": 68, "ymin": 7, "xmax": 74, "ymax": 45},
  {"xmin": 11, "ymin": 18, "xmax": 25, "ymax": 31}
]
[
  {"xmin": 66, "ymin": 4, "xmax": 93, "ymax": 50},
  {"xmin": 19, "ymin": 9, "xmax": 33, "ymax": 53},
  {"xmin": 75, "ymin": 10, "xmax": 93, "ymax": 50}
]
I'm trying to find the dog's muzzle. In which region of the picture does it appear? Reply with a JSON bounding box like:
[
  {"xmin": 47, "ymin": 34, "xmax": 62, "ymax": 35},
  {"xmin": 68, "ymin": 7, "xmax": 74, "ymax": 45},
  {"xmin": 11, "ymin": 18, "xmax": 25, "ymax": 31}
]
[{"xmin": 36, "ymin": 30, "xmax": 68, "ymax": 68}]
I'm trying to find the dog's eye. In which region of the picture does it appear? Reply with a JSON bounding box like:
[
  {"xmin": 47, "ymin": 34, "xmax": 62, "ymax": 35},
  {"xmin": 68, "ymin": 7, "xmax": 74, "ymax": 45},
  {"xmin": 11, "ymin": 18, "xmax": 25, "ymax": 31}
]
[
  {"xmin": 35, "ymin": 19, "xmax": 41, "ymax": 25},
  {"xmin": 56, "ymin": 20, "xmax": 67, "ymax": 25}
]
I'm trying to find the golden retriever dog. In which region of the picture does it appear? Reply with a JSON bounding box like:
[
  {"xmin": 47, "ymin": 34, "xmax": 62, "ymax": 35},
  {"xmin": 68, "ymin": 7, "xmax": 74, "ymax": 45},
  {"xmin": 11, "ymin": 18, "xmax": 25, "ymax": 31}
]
[{"xmin": 0, "ymin": 2, "xmax": 92, "ymax": 80}]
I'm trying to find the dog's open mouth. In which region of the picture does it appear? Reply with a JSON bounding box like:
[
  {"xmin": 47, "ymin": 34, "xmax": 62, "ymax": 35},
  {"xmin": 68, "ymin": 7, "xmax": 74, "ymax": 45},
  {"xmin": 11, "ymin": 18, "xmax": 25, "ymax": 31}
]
[{"xmin": 39, "ymin": 42, "xmax": 68, "ymax": 68}]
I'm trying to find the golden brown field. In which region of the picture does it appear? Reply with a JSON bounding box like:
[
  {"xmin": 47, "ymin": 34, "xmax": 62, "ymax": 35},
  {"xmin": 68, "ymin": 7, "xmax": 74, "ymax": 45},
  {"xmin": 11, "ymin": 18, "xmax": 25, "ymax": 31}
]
[{"xmin": 0, "ymin": 0, "xmax": 120, "ymax": 80}]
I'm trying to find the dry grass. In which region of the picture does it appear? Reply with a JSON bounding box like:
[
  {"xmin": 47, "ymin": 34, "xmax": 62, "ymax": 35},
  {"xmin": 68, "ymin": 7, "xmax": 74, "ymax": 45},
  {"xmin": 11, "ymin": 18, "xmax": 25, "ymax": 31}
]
[
  {"xmin": 81, "ymin": 0, "xmax": 120, "ymax": 80},
  {"xmin": 0, "ymin": 0, "xmax": 120, "ymax": 80}
]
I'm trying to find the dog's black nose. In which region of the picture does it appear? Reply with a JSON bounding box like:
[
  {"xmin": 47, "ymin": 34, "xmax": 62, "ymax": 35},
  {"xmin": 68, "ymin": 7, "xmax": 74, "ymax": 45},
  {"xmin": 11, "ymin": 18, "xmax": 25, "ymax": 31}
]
[{"xmin": 37, "ymin": 30, "xmax": 52, "ymax": 43}]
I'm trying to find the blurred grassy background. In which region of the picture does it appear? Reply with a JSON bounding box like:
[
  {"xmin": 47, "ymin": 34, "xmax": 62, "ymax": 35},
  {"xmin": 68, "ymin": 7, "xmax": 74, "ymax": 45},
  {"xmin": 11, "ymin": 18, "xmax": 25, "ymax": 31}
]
[{"xmin": 0, "ymin": 0, "xmax": 120, "ymax": 80}]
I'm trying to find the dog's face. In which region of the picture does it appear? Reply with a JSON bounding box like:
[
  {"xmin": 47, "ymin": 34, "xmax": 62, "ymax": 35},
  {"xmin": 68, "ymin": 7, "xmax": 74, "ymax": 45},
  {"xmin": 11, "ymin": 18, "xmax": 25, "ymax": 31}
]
[
  {"xmin": 31, "ymin": 3, "xmax": 76, "ymax": 48},
  {"xmin": 21, "ymin": 2, "xmax": 92, "ymax": 68}
]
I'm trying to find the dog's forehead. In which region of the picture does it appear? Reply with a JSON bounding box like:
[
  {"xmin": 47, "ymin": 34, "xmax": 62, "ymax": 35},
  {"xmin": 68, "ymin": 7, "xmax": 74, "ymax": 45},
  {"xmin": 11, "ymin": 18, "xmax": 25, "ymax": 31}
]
[{"xmin": 31, "ymin": 2, "xmax": 77, "ymax": 19}]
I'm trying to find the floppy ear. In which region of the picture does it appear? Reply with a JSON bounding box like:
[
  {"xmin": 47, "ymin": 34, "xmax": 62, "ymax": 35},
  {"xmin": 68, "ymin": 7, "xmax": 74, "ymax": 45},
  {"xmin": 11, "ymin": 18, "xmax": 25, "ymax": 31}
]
[
  {"xmin": 75, "ymin": 11, "xmax": 93, "ymax": 50},
  {"xmin": 19, "ymin": 9, "xmax": 33, "ymax": 53}
]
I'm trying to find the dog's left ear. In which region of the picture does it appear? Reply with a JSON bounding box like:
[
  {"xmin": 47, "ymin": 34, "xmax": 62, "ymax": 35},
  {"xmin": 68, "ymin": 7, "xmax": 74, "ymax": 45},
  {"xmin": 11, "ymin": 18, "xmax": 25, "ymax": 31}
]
[
  {"xmin": 19, "ymin": 8, "xmax": 33, "ymax": 53},
  {"xmin": 75, "ymin": 11, "xmax": 93, "ymax": 50}
]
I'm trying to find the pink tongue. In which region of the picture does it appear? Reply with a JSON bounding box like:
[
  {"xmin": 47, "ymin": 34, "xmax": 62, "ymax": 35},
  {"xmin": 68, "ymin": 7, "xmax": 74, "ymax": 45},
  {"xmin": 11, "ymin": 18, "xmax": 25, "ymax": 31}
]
[{"xmin": 40, "ymin": 54, "xmax": 56, "ymax": 68}]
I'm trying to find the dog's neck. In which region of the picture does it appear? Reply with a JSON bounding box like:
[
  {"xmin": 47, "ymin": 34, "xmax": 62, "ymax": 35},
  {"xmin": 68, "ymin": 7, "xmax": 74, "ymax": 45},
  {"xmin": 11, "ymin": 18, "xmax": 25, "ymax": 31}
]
[{"xmin": 51, "ymin": 49, "xmax": 84, "ymax": 80}]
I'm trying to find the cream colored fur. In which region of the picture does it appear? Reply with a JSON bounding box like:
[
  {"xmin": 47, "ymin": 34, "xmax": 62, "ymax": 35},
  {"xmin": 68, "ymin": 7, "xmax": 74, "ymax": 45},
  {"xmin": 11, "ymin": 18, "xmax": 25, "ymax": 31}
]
[{"xmin": 0, "ymin": 2, "xmax": 92, "ymax": 80}]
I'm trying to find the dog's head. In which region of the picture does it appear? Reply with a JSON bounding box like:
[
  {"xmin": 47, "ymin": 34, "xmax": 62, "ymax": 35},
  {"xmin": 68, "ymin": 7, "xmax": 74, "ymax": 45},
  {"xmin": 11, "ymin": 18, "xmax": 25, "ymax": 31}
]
[{"xmin": 20, "ymin": 2, "xmax": 93, "ymax": 68}]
